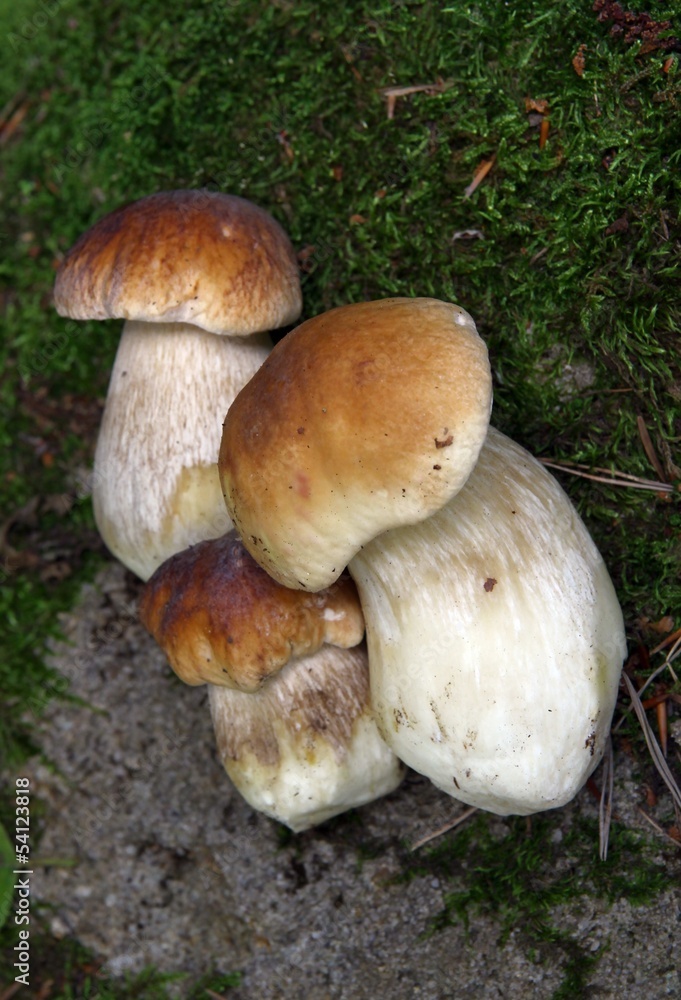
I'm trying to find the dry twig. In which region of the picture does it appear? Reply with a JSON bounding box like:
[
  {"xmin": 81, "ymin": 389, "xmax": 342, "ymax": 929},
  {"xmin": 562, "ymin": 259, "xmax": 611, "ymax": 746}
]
[
  {"xmin": 639, "ymin": 635, "xmax": 681, "ymax": 691},
  {"xmin": 636, "ymin": 415, "xmax": 667, "ymax": 482},
  {"xmin": 379, "ymin": 80, "xmax": 449, "ymax": 119},
  {"xmin": 622, "ymin": 673, "xmax": 681, "ymax": 813},
  {"xmin": 463, "ymin": 156, "xmax": 496, "ymax": 199},
  {"xmin": 410, "ymin": 806, "xmax": 478, "ymax": 851},
  {"xmin": 636, "ymin": 807, "xmax": 681, "ymax": 848},
  {"xmin": 539, "ymin": 459, "xmax": 675, "ymax": 494},
  {"xmin": 0, "ymin": 100, "xmax": 29, "ymax": 147},
  {"xmin": 599, "ymin": 738, "xmax": 614, "ymax": 860},
  {"xmin": 650, "ymin": 628, "xmax": 681, "ymax": 657}
]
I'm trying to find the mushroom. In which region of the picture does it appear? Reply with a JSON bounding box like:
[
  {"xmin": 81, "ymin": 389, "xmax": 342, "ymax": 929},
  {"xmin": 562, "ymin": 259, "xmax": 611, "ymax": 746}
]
[
  {"xmin": 219, "ymin": 297, "xmax": 492, "ymax": 591},
  {"xmin": 54, "ymin": 190, "xmax": 302, "ymax": 581},
  {"xmin": 139, "ymin": 531, "xmax": 404, "ymax": 831},
  {"xmin": 217, "ymin": 299, "xmax": 626, "ymax": 815},
  {"xmin": 139, "ymin": 531, "xmax": 366, "ymax": 691},
  {"xmin": 349, "ymin": 427, "xmax": 626, "ymax": 815}
]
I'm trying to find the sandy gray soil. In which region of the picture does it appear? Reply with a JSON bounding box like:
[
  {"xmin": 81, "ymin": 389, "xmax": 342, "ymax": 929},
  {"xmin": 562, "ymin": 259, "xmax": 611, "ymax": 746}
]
[{"xmin": 20, "ymin": 564, "xmax": 681, "ymax": 998}]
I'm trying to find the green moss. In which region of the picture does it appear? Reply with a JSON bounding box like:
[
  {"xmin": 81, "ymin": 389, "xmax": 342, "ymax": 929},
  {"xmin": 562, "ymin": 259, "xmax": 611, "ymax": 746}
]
[
  {"xmin": 1, "ymin": 929, "xmax": 241, "ymax": 998},
  {"xmin": 551, "ymin": 948, "xmax": 603, "ymax": 1000},
  {"xmin": 414, "ymin": 814, "xmax": 671, "ymax": 930},
  {"xmin": 0, "ymin": 0, "xmax": 679, "ymax": 988},
  {"xmin": 401, "ymin": 810, "xmax": 676, "ymax": 994}
]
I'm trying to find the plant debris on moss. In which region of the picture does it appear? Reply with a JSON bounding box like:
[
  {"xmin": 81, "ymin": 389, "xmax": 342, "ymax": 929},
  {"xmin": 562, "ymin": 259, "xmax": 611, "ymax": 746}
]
[{"xmin": 1, "ymin": 0, "xmax": 679, "ymax": 993}]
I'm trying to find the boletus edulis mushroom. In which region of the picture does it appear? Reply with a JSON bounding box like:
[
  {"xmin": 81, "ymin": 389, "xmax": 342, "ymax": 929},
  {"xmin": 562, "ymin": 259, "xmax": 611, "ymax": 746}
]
[
  {"xmin": 54, "ymin": 190, "xmax": 301, "ymax": 581},
  {"xmin": 140, "ymin": 531, "xmax": 404, "ymax": 831},
  {"xmin": 350, "ymin": 427, "xmax": 626, "ymax": 815},
  {"xmin": 217, "ymin": 297, "xmax": 626, "ymax": 817},
  {"xmin": 219, "ymin": 297, "xmax": 493, "ymax": 592}
]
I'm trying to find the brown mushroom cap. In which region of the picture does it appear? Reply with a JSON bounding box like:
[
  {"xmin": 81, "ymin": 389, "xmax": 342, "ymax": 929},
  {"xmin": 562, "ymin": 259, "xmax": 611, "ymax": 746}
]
[
  {"xmin": 139, "ymin": 531, "xmax": 365, "ymax": 691},
  {"xmin": 219, "ymin": 297, "xmax": 492, "ymax": 591},
  {"xmin": 54, "ymin": 190, "xmax": 302, "ymax": 335}
]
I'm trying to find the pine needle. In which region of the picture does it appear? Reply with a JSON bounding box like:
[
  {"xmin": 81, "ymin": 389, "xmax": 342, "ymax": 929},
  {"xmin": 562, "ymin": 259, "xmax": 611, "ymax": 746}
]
[
  {"xmin": 636, "ymin": 807, "xmax": 681, "ymax": 848},
  {"xmin": 410, "ymin": 806, "xmax": 478, "ymax": 851},
  {"xmin": 463, "ymin": 155, "xmax": 496, "ymax": 199},
  {"xmin": 638, "ymin": 636, "xmax": 681, "ymax": 695},
  {"xmin": 622, "ymin": 673, "xmax": 681, "ymax": 813},
  {"xmin": 539, "ymin": 459, "xmax": 675, "ymax": 493},
  {"xmin": 599, "ymin": 738, "xmax": 614, "ymax": 861},
  {"xmin": 636, "ymin": 415, "xmax": 667, "ymax": 483},
  {"xmin": 379, "ymin": 80, "xmax": 449, "ymax": 119}
]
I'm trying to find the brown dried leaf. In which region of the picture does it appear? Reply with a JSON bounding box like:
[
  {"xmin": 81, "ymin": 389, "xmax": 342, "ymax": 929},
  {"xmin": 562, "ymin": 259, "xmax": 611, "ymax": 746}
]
[
  {"xmin": 572, "ymin": 44, "xmax": 587, "ymax": 76},
  {"xmin": 637, "ymin": 414, "xmax": 667, "ymax": 482},
  {"xmin": 40, "ymin": 560, "xmax": 73, "ymax": 583},
  {"xmin": 602, "ymin": 148, "xmax": 617, "ymax": 170},
  {"xmin": 604, "ymin": 213, "xmax": 629, "ymax": 236},
  {"xmin": 463, "ymin": 155, "xmax": 496, "ymax": 199},
  {"xmin": 0, "ymin": 101, "xmax": 29, "ymax": 147},
  {"xmin": 276, "ymin": 130, "xmax": 295, "ymax": 163},
  {"xmin": 524, "ymin": 97, "xmax": 549, "ymax": 114},
  {"xmin": 650, "ymin": 615, "xmax": 676, "ymax": 635},
  {"xmin": 42, "ymin": 493, "xmax": 75, "ymax": 517},
  {"xmin": 656, "ymin": 701, "xmax": 668, "ymax": 757}
]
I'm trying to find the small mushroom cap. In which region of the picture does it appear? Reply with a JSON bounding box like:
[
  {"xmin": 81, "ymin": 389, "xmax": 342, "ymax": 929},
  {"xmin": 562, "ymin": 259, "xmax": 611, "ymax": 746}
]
[
  {"xmin": 54, "ymin": 190, "xmax": 302, "ymax": 335},
  {"xmin": 219, "ymin": 297, "xmax": 492, "ymax": 591},
  {"xmin": 139, "ymin": 531, "xmax": 365, "ymax": 691}
]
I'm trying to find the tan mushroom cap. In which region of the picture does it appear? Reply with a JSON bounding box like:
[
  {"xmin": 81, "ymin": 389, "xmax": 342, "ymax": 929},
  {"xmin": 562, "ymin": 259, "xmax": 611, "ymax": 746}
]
[
  {"xmin": 139, "ymin": 531, "xmax": 365, "ymax": 692},
  {"xmin": 54, "ymin": 190, "xmax": 302, "ymax": 335},
  {"xmin": 219, "ymin": 297, "xmax": 492, "ymax": 591}
]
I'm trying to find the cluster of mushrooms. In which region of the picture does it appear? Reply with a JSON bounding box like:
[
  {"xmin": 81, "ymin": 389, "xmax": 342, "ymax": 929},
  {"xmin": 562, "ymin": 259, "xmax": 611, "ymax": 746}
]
[{"xmin": 54, "ymin": 190, "xmax": 627, "ymax": 832}]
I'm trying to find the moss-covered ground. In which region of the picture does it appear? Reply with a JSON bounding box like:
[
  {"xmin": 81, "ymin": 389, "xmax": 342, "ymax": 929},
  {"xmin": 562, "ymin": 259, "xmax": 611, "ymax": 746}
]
[{"xmin": 1, "ymin": 0, "xmax": 679, "ymax": 995}]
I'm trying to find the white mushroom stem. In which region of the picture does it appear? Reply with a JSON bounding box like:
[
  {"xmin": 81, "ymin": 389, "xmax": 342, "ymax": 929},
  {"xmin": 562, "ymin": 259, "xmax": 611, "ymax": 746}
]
[
  {"xmin": 93, "ymin": 320, "xmax": 271, "ymax": 581},
  {"xmin": 349, "ymin": 427, "xmax": 626, "ymax": 816},
  {"xmin": 209, "ymin": 644, "xmax": 404, "ymax": 831}
]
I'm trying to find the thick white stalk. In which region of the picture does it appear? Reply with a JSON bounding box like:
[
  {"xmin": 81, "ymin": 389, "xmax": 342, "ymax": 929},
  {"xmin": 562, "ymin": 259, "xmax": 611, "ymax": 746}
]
[
  {"xmin": 93, "ymin": 320, "xmax": 271, "ymax": 580},
  {"xmin": 209, "ymin": 645, "xmax": 404, "ymax": 831},
  {"xmin": 349, "ymin": 427, "xmax": 626, "ymax": 816}
]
